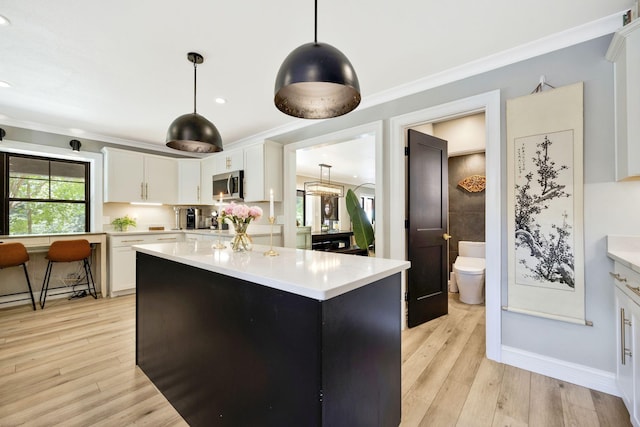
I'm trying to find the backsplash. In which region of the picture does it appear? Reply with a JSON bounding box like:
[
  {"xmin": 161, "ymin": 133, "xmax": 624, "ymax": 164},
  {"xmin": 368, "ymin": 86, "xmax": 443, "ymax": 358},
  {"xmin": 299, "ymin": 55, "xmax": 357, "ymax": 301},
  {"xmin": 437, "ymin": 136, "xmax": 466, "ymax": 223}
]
[{"xmin": 102, "ymin": 201, "xmax": 277, "ymax": 231}]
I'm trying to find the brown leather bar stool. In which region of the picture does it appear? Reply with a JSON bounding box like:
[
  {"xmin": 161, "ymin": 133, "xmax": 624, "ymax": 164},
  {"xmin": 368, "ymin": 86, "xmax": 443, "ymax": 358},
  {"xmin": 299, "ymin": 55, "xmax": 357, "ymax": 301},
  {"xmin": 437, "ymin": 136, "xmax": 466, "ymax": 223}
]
[
  {"xmin": 0, "ymin": 242, "xmax": 36, "ymax": 310},
  {"xmin": 40, "ymin": 239, "xmax": 97, "ymax": 309}
]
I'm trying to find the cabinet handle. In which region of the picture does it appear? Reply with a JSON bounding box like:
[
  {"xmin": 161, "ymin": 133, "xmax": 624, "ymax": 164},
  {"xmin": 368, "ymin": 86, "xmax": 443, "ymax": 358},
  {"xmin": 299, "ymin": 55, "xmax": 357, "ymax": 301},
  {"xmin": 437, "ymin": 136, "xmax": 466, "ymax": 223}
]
[
  {"xmin": 197, "ymin": 185, "xmax": 201, "ymax": 202},
  {"xmin": 626, "ymin": 284, "xmax": 640, "ymax": 298},
  {"xmin": 621, "ymin": 307, "xmax": 633, "ymax": 365},
  {"xmin": 157, "ymin": 237, "xmax": 177, "ymax": 241},
  {"xmin": 140, "ymin": 182, "xmax": 144, "ymax": 200},
  {"xmin": 609, "ymin": 272, "xmax": 628, "ymax": 283},
  {"xmin": 122, "ymin": 239, "xmax": 144, "ymax": 243},
  {"xmin": 145, "ymin": 183, "xmax": 149, "ymax": 200}
]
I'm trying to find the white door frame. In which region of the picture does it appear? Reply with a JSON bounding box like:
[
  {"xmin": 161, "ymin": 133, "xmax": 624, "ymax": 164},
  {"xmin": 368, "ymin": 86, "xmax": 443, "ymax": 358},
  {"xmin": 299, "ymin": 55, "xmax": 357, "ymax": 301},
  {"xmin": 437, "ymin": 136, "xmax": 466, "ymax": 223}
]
[
  {"xmin": 389, "ymin": 90, "xmax": 502, "ymax": 362},
  {"xmin": 283, "ymin": 121, "xmax": 385, "ymax": 255}
]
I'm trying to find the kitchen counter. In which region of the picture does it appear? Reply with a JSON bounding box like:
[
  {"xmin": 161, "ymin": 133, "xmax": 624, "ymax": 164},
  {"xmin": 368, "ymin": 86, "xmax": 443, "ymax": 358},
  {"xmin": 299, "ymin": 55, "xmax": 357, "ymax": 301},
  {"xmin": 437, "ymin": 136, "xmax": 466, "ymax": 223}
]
[
  {"xmin": 108, "ymin": 224, "xmax": 281, "ymax": 238},
  {"xmin": 0, "ymin": 231, "xmax": 106, "ymax": 242},
  {"xmin": 607, "ymin": 235, "xmax": 640, "ymax": 274},
  {"xmin": 134, "ymin": 241, "xmax": 409, "ymax": 426},
  {"xmin": 607, "ymin": 235, "xmax": 640, "ymax": 307},
  {"xmin": 134, "ymin": 240, "xmax": 409, "ymax": 300}
]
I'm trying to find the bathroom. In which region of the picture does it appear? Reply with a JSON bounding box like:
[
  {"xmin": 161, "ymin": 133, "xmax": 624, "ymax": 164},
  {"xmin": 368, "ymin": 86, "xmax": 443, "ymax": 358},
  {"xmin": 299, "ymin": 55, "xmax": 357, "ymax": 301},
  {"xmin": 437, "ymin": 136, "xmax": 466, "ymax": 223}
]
[{"xmin": 419, "ymin": 113, "xmax": 486, "ymax": 306}]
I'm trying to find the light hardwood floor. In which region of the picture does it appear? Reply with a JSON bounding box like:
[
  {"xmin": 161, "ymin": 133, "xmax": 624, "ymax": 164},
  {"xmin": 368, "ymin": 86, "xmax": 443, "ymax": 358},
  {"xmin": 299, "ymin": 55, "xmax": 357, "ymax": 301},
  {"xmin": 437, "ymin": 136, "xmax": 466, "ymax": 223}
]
[{"xmin": 0, "ymin": 293, "xmax": 630, "ymax": 426}]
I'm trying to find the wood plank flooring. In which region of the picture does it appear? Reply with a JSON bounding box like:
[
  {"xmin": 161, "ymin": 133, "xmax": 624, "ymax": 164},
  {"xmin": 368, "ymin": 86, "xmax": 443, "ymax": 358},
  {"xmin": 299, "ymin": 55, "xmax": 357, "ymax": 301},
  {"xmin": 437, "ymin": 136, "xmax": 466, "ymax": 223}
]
[{"xmin": 0, "ymin": 293, "xmax": 630, "ymax": 426}]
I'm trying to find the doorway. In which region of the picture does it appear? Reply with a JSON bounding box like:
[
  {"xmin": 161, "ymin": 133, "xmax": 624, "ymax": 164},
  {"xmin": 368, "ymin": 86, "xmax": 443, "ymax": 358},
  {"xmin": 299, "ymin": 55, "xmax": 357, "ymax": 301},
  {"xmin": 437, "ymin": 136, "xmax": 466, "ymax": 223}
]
[
  {"xmin": 390, "ymin": 90, "xmax": 502, "ymax": 362},
  {"xmin": 406, "ymin": 115, "xmax": 487, "ymax": 328}
]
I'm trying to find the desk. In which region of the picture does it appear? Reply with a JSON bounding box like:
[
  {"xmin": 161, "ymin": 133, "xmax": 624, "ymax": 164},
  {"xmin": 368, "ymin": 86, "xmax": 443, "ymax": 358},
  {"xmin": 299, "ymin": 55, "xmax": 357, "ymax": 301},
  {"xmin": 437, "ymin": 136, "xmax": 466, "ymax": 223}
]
[{"xmin": 0, "ymin": 233, "xmax": 107, "ymax": 306}]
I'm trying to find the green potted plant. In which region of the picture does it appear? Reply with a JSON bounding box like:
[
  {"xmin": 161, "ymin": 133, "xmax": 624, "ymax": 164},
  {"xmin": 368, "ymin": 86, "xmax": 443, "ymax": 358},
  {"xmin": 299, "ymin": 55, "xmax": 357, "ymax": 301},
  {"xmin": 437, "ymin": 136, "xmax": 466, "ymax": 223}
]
[
  {"xmin": 111, "ymin": 215, "xmax": 137, "ymax": 232},
  {"xmin": 345, "ymin": 189, "xmax": 374, "ymax": 254}
]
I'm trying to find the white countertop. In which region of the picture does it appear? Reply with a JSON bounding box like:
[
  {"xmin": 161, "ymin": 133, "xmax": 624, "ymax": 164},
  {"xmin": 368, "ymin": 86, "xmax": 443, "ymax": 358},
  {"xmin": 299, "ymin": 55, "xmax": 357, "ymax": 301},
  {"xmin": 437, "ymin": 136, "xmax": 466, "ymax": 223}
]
[
  {"xmin": 133, "ymin": 241, "xmax": 410, "ymax": 300},
  {"xmin": 607, "ymin": 235, "xmax": 640, "ymax": 274}
]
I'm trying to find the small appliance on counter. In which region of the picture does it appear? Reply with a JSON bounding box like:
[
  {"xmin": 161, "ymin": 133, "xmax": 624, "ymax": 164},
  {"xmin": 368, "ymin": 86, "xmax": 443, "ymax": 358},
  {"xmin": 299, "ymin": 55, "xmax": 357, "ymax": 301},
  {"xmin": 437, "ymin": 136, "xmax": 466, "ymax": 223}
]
[
  {"xmin": 178, "ymin": 207, "xmax": 211, "ymax": 229},
  {"xmin": 185, "ymin": 208, "xmax": 197, "ymax": 229}
]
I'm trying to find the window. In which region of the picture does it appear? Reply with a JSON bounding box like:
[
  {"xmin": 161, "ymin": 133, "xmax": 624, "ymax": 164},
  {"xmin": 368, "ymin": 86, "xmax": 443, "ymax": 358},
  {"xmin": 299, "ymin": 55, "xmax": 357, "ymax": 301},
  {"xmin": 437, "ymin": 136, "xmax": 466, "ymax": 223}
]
[
  {"xmin": 296, "ymin": 190, "xmax": 306, "ymax": 226},
  {"xmin": 1, "ymin": 153, "xmax": 90, "ymax": 235}
]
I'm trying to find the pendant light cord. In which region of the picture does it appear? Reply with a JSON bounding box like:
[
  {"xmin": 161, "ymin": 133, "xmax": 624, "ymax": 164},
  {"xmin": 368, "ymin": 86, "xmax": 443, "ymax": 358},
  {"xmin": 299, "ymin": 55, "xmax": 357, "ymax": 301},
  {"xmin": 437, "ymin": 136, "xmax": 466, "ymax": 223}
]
[
  {"xmin": 193, "ymin": 60, "xmax": 197, "ymax": 114},
  {"xmin": 314, "ymin": 0, "xmax": 318, "ymax": 44}
]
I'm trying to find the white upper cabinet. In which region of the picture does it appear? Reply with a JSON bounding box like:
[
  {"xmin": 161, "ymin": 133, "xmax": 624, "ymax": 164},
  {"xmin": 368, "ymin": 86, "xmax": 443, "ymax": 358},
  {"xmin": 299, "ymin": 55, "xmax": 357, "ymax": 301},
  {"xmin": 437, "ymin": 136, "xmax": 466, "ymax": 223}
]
[
  {"xmin": 103, "ymin": 147, "xmax": 177, "ymax": 204},
  {"xmin": 607, "ymin": 20, "xmax": 640, "ymax": 180},
  {"xmin": 177, "ymin": 159, "xmax": 202, "ymax": 205},
  {"xmin": 243, "ymin": 141, "xmax": 283, "ymax": 202},
  {"xmin": 200, "ymin": 155, "xmax": 216, "ymax": 205},
  {"xmin": 214, "ymin": 149, "xmax": 244, "ymax": 175}
]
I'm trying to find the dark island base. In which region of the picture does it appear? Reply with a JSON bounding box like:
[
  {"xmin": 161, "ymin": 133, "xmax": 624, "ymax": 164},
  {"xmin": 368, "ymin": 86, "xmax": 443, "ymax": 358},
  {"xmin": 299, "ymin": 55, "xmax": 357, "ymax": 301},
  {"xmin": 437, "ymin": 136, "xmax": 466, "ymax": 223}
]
[{"xmin": 136, "ymin": 252, "xmax": 401, "ymax": 427}]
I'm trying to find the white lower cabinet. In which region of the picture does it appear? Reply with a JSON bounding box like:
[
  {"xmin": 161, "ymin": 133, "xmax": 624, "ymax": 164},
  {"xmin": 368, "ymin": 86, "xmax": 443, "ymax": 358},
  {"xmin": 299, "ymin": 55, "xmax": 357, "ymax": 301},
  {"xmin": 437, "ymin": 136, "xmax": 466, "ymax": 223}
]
[
  {"xmin": 613, "ymin": 262, "xmax": 640, "ymax": 427},
  {"xmin": 108, "ymin": 233, "xmax": 182, "ymax": 295}
]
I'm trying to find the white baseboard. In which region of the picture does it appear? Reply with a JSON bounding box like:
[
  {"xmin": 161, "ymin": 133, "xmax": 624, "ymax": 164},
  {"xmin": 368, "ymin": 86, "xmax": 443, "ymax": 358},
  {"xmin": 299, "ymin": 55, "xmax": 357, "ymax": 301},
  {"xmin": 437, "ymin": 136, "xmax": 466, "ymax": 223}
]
[{"xmin": 502, "ymin": 345, "xmax": 620, "ymax": 397}]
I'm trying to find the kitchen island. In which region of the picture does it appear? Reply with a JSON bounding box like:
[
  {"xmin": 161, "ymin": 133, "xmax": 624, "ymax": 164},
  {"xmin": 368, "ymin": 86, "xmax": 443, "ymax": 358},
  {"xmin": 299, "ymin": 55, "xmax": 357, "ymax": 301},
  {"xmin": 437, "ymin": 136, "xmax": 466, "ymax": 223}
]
[{"xmin": 134, "ymin": 241, "xmax": 410, "ymax": 427}]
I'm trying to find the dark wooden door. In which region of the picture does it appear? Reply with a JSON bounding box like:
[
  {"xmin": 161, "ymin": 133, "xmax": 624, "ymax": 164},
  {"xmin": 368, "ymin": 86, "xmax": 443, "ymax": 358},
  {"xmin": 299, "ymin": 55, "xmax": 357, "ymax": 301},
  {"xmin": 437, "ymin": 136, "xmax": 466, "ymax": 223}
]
[{"xmin": 407, "ymin": 129, "xmax": 449, "ymax": 328}]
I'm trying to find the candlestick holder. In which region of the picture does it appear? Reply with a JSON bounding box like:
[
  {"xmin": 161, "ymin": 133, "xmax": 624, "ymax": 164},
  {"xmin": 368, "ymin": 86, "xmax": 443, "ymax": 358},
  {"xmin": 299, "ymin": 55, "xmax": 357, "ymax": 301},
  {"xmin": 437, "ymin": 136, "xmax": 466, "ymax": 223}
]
[
  {"xmin": 264, "ymin": 217, "xmax": 279, "ymax": 256},
  {"xmin": 213, "ymin": 218, "xmax": 226, "ymax": 250}
]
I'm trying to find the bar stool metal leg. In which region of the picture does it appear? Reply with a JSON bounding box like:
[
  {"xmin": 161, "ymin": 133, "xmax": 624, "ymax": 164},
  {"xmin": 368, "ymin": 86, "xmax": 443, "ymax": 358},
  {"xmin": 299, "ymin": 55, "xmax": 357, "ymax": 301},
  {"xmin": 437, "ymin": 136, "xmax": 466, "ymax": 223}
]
[
  {"xmin": 40, "ymin": 261, "xmax": 53, "ymax": 309},
  {"xmin": 22, "ymin": 263, "xmax": 36, "ymax": 311},
  {"xmin": 83, "ymin": 258, "xmax": 97, "ymax": 299}
]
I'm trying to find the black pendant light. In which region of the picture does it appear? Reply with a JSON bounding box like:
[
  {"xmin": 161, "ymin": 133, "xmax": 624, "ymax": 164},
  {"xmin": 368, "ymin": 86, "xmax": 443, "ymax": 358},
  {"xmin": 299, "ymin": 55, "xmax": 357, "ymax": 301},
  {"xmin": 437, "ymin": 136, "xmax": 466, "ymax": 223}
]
[
  {"xmin": 166, "ymin": 52, "xmax": 223, "ymax": 153},
  {"xmin": 274, "ymin": 0, "xmax": 360, "ymax": 119}
]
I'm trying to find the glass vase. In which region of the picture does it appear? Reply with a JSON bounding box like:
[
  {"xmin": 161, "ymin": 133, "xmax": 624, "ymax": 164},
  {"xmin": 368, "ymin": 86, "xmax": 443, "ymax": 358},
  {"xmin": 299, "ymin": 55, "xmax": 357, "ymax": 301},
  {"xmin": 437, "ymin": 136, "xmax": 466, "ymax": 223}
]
[{"xmin": 231, "ymin": 222, "xmax": 253, "ymax": 252}]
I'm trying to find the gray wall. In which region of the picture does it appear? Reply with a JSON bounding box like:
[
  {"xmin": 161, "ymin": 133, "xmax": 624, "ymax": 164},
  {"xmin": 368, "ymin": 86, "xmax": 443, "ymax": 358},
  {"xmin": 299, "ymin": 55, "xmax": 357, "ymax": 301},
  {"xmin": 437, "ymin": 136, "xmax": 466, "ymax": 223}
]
[
  {"xmin": 270, "ymin": 35, "xmax": 625, "ymax": 373},
  {"xmin": 448, "ymin": 153, "xmax": 486, "ymax": 273}
]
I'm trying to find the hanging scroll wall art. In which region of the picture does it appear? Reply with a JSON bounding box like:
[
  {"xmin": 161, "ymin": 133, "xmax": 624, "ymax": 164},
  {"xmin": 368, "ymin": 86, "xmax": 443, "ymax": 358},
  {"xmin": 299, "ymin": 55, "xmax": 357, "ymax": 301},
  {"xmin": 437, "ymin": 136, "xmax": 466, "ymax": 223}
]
[{"xmin": 506, "ymin": 82, "xmax": 586, "ymax": 325}]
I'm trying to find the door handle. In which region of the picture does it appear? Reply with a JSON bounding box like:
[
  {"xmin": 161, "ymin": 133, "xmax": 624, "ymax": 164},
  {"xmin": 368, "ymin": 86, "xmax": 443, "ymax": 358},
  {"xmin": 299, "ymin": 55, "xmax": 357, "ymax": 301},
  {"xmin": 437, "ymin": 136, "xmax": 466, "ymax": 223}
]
[
  {"xmin": 443, "ymin": 233, "xmax": 452, "ymax": 241},
  {"xmin": 621, "ymin": 307, "xmax": 633, "ymax": 365}
]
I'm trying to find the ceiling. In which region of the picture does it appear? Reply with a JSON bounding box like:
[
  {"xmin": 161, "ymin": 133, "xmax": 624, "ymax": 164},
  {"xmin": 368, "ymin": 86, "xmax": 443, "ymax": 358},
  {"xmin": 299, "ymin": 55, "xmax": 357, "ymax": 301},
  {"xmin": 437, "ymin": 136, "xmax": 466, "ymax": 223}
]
[
  {"xmin": 0, "ymin": 1, "xmax": 627, "ymax": 154},
  {"xmin": 297, "ymin": 135, "xmax": 375, "ymax": 186}
]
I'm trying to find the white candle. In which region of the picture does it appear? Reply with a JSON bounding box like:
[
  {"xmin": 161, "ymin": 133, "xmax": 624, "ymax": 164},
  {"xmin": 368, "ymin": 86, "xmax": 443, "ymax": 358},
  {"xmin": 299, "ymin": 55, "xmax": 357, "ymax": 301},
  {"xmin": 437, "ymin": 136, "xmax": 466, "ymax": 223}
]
[{"xmin": 269, "ymin": 188, "xmax": 274, "ymax": 219}]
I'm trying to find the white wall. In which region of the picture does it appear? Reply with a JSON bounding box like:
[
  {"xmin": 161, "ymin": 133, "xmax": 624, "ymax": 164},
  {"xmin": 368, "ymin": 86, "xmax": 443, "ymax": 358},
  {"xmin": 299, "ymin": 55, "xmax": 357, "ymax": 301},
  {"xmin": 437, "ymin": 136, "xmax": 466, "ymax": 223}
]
[{"xmin": 432, "ymin": 113, "xmax": 486, "ymax": 156}]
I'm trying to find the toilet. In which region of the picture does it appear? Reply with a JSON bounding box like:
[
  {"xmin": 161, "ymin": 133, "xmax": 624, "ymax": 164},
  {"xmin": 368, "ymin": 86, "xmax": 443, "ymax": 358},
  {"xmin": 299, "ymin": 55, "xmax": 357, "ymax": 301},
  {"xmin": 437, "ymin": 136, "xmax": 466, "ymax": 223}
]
[{"xmin": 452, "ymin": 241, "xmax": 486, "ymax": 304}]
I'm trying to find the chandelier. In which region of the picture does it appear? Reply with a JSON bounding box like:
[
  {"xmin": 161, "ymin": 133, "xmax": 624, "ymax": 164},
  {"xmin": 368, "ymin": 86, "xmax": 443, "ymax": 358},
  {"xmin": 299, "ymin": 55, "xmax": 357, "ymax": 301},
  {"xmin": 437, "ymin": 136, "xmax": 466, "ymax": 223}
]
[{"xmin": 304, "ymin": 164, "xmax": 344, "ymax": 197}]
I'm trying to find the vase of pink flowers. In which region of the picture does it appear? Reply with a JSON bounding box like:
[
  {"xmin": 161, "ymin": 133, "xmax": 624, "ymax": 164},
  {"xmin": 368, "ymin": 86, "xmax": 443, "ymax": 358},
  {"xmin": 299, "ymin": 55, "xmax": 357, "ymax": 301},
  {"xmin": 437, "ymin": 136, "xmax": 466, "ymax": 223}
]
[{"xmin": 220, "ymin": 203, "xmax": 263, "ymax": 252}]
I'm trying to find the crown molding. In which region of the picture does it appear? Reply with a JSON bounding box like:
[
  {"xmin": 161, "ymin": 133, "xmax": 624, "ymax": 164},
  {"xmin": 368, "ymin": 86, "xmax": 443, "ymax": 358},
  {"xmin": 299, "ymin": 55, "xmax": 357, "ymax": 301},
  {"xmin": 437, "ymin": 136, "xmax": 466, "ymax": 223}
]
[{"xmin": 2, "ymin": 11, "xmax": 624, "ymax": 150}]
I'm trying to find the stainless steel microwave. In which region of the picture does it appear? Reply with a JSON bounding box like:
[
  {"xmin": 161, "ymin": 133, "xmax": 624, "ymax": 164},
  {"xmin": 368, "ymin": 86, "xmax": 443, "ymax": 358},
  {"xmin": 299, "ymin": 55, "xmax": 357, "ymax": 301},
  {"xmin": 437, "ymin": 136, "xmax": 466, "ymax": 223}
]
[{"xmin": 213, "ymin": 170, "xmax": 244, "ymax": 201}]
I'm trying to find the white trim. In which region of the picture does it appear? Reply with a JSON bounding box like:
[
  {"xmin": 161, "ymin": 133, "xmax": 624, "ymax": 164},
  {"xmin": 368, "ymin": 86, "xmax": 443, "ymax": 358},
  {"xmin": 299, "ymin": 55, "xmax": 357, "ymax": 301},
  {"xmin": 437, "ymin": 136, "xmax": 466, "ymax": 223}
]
[
  {"xmin": 362, "ymin": 12, "xmax": 621, "ymax": 111},
  {"xmin": 502, "ymin": 345, "xmax": 620, "ymax": 397},
  {"xmin": 0, "ymin": 139, "xmax": 104, "ymax": 233},
  {"xmin": 282, "ymin": 122, "xmax": 385, "ymax": 256},
  {"xmin": 389, "ymin": 90, "xmax": 502, "ymax": 362}
]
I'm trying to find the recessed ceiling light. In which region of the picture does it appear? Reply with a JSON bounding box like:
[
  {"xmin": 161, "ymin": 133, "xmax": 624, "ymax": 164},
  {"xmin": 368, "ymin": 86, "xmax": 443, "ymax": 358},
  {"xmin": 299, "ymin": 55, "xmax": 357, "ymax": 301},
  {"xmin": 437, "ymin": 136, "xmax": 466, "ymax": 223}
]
[
  {"xmin": 0, "ymin": 81, "xmax": 11, "ymax": 88},
  {"xmin": 0, "ymin": 15, "xmax": 10, "ymax": 26},
  {"xmin": 215, "ymin": 97, "xmax": 227, "ymax": 104}
]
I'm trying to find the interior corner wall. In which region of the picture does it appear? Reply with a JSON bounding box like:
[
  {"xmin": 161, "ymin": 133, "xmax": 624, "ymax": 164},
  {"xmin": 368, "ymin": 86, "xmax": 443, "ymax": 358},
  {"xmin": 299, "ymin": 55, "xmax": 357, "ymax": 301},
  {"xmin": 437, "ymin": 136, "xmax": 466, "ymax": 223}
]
[{"xmin": 272, "ymin": 34, "xmax": 628, "ymax": 373}]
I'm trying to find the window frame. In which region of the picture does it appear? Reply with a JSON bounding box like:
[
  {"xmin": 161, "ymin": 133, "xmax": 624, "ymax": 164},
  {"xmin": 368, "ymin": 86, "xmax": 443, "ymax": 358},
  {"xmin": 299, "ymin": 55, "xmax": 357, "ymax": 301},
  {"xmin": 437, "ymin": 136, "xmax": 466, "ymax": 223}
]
[{"xmin": 2, "ymin": 152, "xmax": 91, "ymax": 235}]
